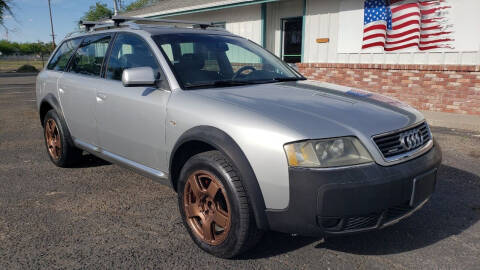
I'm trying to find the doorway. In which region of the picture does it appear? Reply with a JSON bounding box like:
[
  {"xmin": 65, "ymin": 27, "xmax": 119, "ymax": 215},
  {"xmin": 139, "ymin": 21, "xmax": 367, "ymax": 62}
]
[{"xmin": 281, "ymin": 17, "xmax": 303, "ymax": 63}]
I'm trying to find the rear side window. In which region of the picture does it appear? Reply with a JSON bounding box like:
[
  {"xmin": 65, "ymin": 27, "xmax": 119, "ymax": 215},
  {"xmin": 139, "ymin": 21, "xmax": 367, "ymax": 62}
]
[
  {"xmin": 69, "ymin": 35, "xmax": 111, "ymax": 77},
  {"xmin": 106, "ymin": 33, "xmax": 160, "ymax": 81},
  {"xmin": 46, "ymin": 38, "xmax": 81, "ymax": 71}
]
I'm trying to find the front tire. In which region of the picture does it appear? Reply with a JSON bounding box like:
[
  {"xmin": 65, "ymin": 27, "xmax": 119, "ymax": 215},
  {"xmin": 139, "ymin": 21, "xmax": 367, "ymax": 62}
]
[
  {"xmin": 177, "ymin": 150, "xmax": 263, "ymax": 258},
  {"xmin": 43, "ymin": 109, "xmax": 82, "ymax": 167}
]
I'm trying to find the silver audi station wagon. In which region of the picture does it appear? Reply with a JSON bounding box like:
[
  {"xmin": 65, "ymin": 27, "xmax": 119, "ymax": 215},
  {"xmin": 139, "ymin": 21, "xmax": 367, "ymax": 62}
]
[{"xmin": 36, "ymin": 17, "xmax": 442, "ymax": 258}]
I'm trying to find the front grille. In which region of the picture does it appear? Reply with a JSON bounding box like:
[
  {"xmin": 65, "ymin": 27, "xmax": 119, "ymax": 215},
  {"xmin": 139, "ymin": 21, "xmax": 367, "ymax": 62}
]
[
  {"xmin": 321, "ymin": 201, "xmax": 417, "ymax": 233},
  {"xmin": 373, "ymin": 122, "xmax": 431, "ymax": 159}
]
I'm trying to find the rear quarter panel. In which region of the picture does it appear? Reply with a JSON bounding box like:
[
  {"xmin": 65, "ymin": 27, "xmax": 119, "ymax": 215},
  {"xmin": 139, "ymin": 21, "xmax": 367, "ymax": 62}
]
[{"xmin": 36, "ymin": 70, "xmax": 63, "ymax": 111}]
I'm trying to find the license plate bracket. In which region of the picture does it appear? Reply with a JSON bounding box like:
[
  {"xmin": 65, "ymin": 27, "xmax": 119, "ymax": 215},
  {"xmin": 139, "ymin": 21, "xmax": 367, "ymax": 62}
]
[{"xmin": 410, "ymin": 168, "xmax": 437, "ymax": 207}]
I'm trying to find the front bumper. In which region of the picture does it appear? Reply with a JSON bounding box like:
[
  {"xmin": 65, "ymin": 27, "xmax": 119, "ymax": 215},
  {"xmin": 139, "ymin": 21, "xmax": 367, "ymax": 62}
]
[{"xmin": 265, "ymin": 140, "xmax": 442, "ymax": 236}]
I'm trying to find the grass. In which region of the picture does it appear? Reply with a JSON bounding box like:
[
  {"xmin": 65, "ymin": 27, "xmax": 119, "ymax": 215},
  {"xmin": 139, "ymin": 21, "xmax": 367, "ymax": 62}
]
[{"xmin": 0, "ymin": 59, "xmax": 45, "ymax": 72}]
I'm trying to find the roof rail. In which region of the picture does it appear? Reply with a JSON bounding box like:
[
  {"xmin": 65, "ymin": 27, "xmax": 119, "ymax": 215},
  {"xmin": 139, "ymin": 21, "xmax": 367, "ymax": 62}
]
[
  {"xmin": 64, "ymin": 30, "xmax": 86, "ymax": 39},
  {"xmin": 111, "ymin": 16, "xmax": 214, "ymax": 29}
]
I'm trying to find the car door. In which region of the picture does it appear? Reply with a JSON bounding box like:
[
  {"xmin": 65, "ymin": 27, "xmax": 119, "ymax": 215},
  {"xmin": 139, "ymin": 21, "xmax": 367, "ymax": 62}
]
[
  {"xmin": 39, "ymin": 38, "xmax": 82, "ymax": 105},
  {"xmin": 58, "ymin": 34, "xmax": 112, "ymax": 146},
  {"xmin": 95, "ymin": 32, "xmax": 171, "ymax": 171}
]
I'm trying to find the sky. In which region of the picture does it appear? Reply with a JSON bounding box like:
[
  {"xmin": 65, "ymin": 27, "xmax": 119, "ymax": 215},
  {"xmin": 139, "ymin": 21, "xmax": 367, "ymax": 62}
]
[{"xmin": 2, "ymin": 0, "xmax": 135, "ymax": 43}]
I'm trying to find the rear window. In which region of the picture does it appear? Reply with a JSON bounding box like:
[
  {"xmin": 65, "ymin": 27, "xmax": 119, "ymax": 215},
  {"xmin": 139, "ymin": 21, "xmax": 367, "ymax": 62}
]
[
  {"xmin": 69, "ymin": 35, "xmax": 111, "ymax": 77},
  {"xmin": 46, "ymin": 38, "xmax": 81, "ymax": 71}
]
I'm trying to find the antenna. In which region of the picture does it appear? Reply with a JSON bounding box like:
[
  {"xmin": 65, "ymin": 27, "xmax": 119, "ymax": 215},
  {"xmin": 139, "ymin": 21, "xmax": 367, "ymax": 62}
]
[{"xmin": 113, "ymin": 0, "xmax": 119, "ymax": 16}]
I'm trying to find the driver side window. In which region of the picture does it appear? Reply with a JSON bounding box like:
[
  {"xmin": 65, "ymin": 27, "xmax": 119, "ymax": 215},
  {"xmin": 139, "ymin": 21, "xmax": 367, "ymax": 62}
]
[{"xmin": 106, "ymin": 33, "xmax": 160, "ymax": 81}]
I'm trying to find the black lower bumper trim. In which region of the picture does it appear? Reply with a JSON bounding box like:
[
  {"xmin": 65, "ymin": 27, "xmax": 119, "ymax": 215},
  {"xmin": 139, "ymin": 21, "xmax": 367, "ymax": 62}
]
[{"xmin": 265, "ymin": 141, "xmax": 442, "ymax": 236}]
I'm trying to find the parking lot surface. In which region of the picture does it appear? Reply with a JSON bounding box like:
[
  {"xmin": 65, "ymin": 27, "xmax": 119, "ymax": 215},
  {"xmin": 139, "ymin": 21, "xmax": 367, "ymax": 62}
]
[{"xmin": 0, "ymin": 74, "xmax": 479, "ymax": 269}]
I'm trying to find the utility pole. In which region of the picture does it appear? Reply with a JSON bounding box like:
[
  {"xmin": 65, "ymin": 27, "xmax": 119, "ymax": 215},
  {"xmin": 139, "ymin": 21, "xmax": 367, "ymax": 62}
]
[
  {"xmin": 47, "ymin": 0, "xmax": 56, "ymax": 49},
  {"xmin": 113, "ymin": 0, "xmax": 119, "ymax": 16}
]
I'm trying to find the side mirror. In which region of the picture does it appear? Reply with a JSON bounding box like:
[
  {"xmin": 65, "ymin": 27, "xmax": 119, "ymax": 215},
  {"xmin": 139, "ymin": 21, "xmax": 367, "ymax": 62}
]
[{"xmin": 122, "ymin": 67, "xmax": 157, "ymax": 87}]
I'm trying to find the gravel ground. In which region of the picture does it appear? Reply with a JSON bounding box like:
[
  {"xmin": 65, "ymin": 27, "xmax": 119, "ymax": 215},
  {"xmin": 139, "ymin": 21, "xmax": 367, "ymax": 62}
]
[{"xmin": 0, "ymin": 74, "xmax": 479, "ymax": 269}]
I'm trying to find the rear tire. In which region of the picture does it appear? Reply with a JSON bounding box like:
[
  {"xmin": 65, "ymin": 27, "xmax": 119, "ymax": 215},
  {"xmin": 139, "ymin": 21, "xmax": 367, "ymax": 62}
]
[
  {"xmin": 177, "ymin": 150, "xmax": 263, "ymax": 258},
  {"xmin": 43, "ymin": 109, "xmax": 82, "ymax": 167}
]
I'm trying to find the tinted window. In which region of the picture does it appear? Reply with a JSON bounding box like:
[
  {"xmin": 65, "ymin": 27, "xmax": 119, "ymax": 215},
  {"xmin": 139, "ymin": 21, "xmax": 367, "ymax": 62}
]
[
  {"xmin": 180, "ymin": 42, "xmax": 194, "ymax": 55},
  {"xmin": 69, "ymin": 35, "xmax": 111, "ymax": 77},
  {"xmin": 47, "ymin": 38, "xmax": 81, "ymax": 71},
  {"xmin": 106, "ymin": 33, "xmax": 160, "ymax": 81}
]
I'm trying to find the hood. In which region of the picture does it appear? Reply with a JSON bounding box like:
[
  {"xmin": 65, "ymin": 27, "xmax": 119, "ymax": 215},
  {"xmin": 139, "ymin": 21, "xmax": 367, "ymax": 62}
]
[{"xmin": 190, "ymin": 80, "xmax": 424, "ymax": 139}]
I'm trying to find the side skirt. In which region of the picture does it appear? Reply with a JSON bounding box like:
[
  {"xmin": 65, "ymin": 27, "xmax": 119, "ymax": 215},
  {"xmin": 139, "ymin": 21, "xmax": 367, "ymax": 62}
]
[{"xmin": 73, "ymin": 138, "xmax": 171, "ymax": 187}]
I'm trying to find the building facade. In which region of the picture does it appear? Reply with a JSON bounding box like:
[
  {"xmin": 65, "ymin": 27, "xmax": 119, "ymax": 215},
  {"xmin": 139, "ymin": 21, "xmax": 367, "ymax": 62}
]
[{"xmin": 124, "ymin": 0, "xmax": 480, "ymax": 115}]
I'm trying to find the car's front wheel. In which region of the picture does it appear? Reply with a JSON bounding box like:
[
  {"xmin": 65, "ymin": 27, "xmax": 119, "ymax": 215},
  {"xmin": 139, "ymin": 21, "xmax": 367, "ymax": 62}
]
[{"xmin": 177, "ymin": 150, "xmax": 263, "ymax": 258}]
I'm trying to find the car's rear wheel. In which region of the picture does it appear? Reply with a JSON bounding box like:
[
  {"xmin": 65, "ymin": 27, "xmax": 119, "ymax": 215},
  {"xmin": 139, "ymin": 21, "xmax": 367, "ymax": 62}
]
[
  {"xmin": 177, "ymin": 150, "xmax": 263, "ymax": 258},
  {"xmin": 43, "ymin": 110, "xmax": 82, "ymax": 167}
]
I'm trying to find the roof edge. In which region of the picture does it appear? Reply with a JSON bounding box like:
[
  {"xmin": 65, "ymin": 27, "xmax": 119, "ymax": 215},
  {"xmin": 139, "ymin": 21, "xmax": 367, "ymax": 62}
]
[{"xmin": 122, "ymin": 0, "xmax": 278, "ymax": 19}]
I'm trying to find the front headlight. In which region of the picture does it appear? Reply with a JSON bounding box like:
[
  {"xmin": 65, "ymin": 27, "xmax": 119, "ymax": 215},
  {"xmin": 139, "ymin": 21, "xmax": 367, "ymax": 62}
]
[{"xmin": 284, "ymin": 137, "xmax": 373, "ymax": 168}]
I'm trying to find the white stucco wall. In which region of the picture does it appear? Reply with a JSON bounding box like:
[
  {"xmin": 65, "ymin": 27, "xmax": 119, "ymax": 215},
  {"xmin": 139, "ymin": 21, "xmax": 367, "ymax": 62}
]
[
  {"xmin": 264, "ymin": 0, "xmax": 303, "ymax": 56},
  {"xmin": 165, "ymin": 4, "xmax": 263, "ymax": 46}
]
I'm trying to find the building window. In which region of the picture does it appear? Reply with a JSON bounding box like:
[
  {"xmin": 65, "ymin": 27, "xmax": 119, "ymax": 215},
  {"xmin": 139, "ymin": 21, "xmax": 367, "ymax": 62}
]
[{"xmin": 281, "ymin": 17, "xmax": 303, "ymax": 63}]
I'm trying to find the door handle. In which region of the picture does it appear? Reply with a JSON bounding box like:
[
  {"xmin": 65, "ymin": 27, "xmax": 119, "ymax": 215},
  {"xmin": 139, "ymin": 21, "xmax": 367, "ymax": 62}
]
[
  {"xmin": 59, "ymin": 88, "xmax": 65, "ymax": 94},
  {"xmin": 96, "ymin": 92, "xmax": 107, "ymax": 102}
]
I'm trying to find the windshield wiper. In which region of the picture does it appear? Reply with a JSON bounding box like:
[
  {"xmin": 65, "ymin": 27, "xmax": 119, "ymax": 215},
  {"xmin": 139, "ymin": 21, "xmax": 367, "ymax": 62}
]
[
  {"xmin": 184, "ymin": 80, "xmax": 258, "ymax": 89},
  {"xmin": 184, "ymin": 77, "xmax": 306, "ymax": 89},
  {"xmin": 272, "ymin": 77, "xmax": 306, "ymax": 82}
]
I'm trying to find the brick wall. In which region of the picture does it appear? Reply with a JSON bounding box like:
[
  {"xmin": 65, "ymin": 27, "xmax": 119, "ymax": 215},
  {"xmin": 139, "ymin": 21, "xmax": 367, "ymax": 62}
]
[{"xmin": 297, "ymin": 63, "xmax": 480, "ymax": 115}]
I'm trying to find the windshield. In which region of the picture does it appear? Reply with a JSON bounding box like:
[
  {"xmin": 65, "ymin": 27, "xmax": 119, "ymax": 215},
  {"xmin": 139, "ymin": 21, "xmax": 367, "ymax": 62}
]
[{"xmin": 153, "ymin": 33, "xmax": 304, "ymax": 89}]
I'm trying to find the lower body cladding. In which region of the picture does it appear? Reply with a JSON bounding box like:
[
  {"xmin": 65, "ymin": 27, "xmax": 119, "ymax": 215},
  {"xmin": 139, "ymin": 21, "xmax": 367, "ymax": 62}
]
[{"xmin": 265, "ymin": 140, "xmax": 442, "ymax": 236}]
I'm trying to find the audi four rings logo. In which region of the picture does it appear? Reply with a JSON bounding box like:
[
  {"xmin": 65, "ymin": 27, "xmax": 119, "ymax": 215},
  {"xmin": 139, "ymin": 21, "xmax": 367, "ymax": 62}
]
[{"xmin": 399, "ymin": 129, "xmax": 424, "ymax": 151}]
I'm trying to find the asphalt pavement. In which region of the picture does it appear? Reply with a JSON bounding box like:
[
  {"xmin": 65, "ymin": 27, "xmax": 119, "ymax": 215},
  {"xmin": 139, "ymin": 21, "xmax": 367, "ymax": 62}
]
[{"xmin": 0, "ymin": 74, "xmax": 479, "ymax": 269}]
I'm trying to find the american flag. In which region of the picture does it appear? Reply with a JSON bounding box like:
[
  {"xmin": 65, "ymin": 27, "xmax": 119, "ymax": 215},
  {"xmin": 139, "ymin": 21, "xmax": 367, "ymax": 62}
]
[{"xmin": 362, "ymin": 0, "xmax": 453, "ymax": 51}]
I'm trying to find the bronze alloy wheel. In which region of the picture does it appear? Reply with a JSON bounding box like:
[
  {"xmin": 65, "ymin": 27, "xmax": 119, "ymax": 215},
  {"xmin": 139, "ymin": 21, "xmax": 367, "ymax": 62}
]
[
  {"xmin": 183, "ymin": 170, "xmax": 231, "ymax": 245},
  {"xmin": 45, "ymin": 118, "xmax": 62, "ymax": 160}
]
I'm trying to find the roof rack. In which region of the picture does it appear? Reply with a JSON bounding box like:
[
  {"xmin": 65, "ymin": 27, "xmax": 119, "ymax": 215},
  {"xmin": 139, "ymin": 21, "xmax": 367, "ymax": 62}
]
[
  {"xmin": 79, "ymin": 20, "xmax": 108, "ymax": 31},
  {"xmin": 77, "ymin": 16, "xmax": 216, "ymax": 36},
  {"xmin": 110, "ymin": 16, "xmax": 214, "ymax": 29},
  {"xmin": 64, "ymin": 30, "xmax": 86, "ymax": 39}
]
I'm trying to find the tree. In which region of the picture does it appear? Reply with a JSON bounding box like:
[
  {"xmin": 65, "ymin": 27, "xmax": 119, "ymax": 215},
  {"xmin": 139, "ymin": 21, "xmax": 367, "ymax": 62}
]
[
  {"xmin": 0, "ymin": 39, "xmax": 17, "ymax": 55},
  {"xmin": 80, "ymin": 2, "xmax": 113, "ymax": 22},
  {"xmin": 124, "ymin": 0, "xmax": 158, "ymax": 12},
  {"xmin": 0, "ymin": 40, "xmax": 53, "ymax": 56},
  {"xmin": 0, "ymin": 0, "xmax": 13, "ymax": 28},
  {"xmin": 19, "ymin": 42, "xmax": 33, "ymax": 54}
]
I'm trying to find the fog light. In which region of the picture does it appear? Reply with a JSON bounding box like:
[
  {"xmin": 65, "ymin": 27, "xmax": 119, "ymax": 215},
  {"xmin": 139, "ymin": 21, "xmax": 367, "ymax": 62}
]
[{"xmin": 320, "ymin": 217, "xmax": 341, "ymax": 229}]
